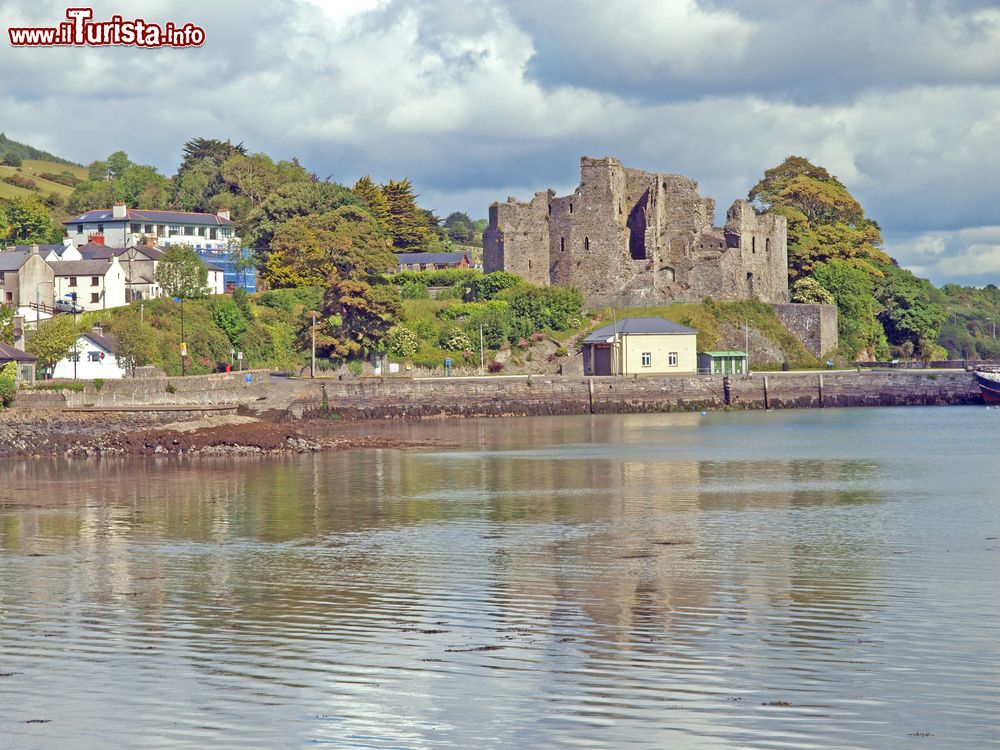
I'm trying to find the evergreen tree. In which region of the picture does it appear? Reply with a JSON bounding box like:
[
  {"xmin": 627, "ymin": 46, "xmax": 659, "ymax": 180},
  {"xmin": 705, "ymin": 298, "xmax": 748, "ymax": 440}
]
[{"xmin": 352, "ymin": 175, "xmax": 390, "ymax": 226}]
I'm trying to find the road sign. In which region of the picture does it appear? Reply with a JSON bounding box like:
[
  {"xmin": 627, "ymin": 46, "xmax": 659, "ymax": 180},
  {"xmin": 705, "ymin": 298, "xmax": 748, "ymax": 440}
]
[
  {"xmin": 237, "ymin": 351, "xmax": 243, "ymax": 360},
  {"xmin": 180, "ymin": 342, "xmax": 187, "ymax": 357}
]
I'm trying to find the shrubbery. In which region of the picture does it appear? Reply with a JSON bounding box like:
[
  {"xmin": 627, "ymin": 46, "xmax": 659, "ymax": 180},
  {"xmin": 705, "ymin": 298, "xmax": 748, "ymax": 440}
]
[{"xmin": 0, "ymin": 361, "xmax": 17, "ymax": 409}]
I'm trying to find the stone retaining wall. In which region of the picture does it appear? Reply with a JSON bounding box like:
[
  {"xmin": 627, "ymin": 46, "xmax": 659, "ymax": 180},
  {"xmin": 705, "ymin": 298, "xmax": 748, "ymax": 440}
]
[{"xmin": 290, "ymin": 370, "xmax": 981, "ymax": 420}]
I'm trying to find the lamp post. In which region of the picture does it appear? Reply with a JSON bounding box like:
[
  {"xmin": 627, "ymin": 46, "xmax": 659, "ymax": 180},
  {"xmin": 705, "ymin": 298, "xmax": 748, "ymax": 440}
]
[
  {"xmin": 311, "ymin": 311, "xmax": 317, "ymax": 379},
  {"xmin": 180, "ymin": 296, "xmax": 186, "ymax": 376}
]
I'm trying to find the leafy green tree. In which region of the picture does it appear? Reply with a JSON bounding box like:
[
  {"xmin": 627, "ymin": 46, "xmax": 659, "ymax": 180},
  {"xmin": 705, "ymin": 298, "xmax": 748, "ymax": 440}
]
[
  {"xmin": 2, "ymin": 151, "xmax": 22, "ymax": 168},
  {"xmin": 749, "ymin": 156, "xmax": 889, "ymax": 278},
  {"xmin": 115, "ymin": 164, "xmax": 170, "ymax": 208},
  {"xmin": 314, "ymin": 279, "xmax": 403, "ymax": 360},
  {"xmin": 2, "ymin": 196, "xmax": 58, "ymax": 243},
  {"xmin": 105, "ymin": 150, "xmax": 133, "ymax": 178},
  {"xmin": 221, "ymin": 153, "xmax": 279, "ymax": 207},
  {"xmin": 243, "ymin": 180, "xmax": 362, "ymax": 254},
  {"xmin": 263, "ymin": 205, "xmax": 392, "ymax": 288},
  {"xmin": 465, "ymin": 271, "xmax": 523, "ymax": 301},
  {"xmin": 26, "ymin": 315, "xmax": 80, "ymax": 372},
  {"xmin": 812, "ymin": 260, "xmax": 889, "ymax": 359},
  {"xmin": 211, "ymin": 296, "xmax": 248, "ymax": 344},
  {"xmin": 499, "ymin": 285, "xmax": 583, "ymax": 331},
  {"xmin": 875, "ymin": 264, "xmax": 946, "ymax": 359},
  {"xmin": 87, "ymin": 159, "xmax": 109, "ymax": 180},
  {"xmin": 65, "ymin": 179, "xmax": 116, "ymax": 214},
  {"xmin": 155, "ymin": 244, "xmax": 210, "ymax": 299},
  {"xmin": 112, "ymin": 318, "xmax": 158, "ymax": 375},
  {"xmin": 382, "ymin": 178, "xmax": 438, "ymax": 251},
  {"xmin": 352, "ymin": 176, "xmax": 390, "ymax": 226},
  {"xmin": 443, "ymin": 211, "xmax": 475, "ymax": 243}
]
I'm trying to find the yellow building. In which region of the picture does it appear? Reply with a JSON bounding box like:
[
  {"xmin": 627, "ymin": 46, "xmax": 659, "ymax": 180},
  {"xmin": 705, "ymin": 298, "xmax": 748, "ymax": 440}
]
[{"xmin": 582, "ymin": 317, "xmax": 698, "ymax": 376}]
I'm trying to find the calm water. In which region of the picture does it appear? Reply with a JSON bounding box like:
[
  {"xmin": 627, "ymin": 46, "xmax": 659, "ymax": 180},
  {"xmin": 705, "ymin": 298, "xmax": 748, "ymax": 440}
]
[{"xmin": 1, "ymin": 407, "xmax": 999, "ymax": 749}]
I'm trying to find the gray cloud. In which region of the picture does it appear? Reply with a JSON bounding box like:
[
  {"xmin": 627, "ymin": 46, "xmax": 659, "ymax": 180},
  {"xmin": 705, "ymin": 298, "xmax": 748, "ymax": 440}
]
[{"xmin": 1, "ymin": 0, "xmax": 999, "ymax": 285}]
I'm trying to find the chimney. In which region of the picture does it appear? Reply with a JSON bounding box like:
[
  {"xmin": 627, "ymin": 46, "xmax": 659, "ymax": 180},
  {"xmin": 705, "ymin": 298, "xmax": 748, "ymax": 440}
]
[
  {"xmin": 30, "ymin": 243, "xmax": 39, "ymax": 256},
  {"xmin": 92, "ymin": 324, "xmax": 103, "ymax": 334},
  {"xmin": 88, "ymin": 233, "xmax": 105, "ymax": 245},
  {"xmin": 216, "ymin": 208, "xmax": 230, "ymax": 221},
  {"xmin": 113, "ymin": 201, "xmax": 127, "ymax": 219}
]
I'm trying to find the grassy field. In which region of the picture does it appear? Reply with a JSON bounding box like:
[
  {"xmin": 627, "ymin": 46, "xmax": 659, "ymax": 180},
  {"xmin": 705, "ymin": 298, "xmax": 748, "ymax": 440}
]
[{"xmin": 0, "ymin": 158, "xmax": 87, "ymax": 200}]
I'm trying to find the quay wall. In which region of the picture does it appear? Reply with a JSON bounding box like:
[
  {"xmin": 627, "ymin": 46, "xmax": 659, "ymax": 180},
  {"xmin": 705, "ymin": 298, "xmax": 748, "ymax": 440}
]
[{"xmin": 294, "ymin": 370, "xmax": 982, "ymax": 420}]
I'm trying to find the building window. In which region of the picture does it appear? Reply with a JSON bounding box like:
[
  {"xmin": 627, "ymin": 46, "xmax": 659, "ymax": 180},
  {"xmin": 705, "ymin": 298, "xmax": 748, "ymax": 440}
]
[
  {"xmin": 97, "ymin": 224, "xmax": 104, "ymax": 233},
  {"xmin": 668, "ymin": 352, "xmax": 678, "ymax": 367},
  {"xmin": 68, "ymin": 277, "xmax": 77, "ymax": 287},
  {"xmin": 144, "ymin": 224, "xmax": 153, "ymax": 233},
  {"xmin": 209, "ymin": 228, "xmax": 218, "ymax": 240},
  {"xmin": 584, "ymin": 237, "xmax": 590, "ymax": 251},
  {"xmin": 130, "ymin": 223, "xmax": 141, "ymax": 233},
  {"xmin": 76, "ymin": 224, "xmax": 83, "ymax": 233},
  {"xmin": 170, "ymin": 225, "xmax": 181, "ymax": 236},
  {"xmin": 569, "ymin": 203, "xmax": 573, "ymax": 213},
  {"xmin": 0, "ymin": 272, "xmax": 4, "ymax": 284},
  {"xmin": 91, "ymin": 276, "xmax": 100, "ymax": 286},
  {"xmin": 221, "ymin": 227, "xmax": 231, "ymax": 238},
  {"xmin": 91, "ymin": 292, "xmax": 99, "ymax": 303},
  {"xmin": 641, "ymin": 352, "xmax": 651, "ymax": 367},
  {"xmin": 765, "ymin": 237, "xmax": 770, "ymax": 253},
  {"xmin": 4, "ymin": 292, "xmax": 11, "ymax": 304},
  {"xmin": 198, "ymin": 227, "xmax": 206, "ymax": 237},
  {"xmin": 159, "ymin": 225, "xmax": 167, "ymax": 235},
  {"xmin": 560, "ymin": 237, "xmax": 565, "ymax": 252},
  {"xmin": 88, "ymin": 351, "xmax": 101, "ymax": 362},
  {"xmin": 751, "ymin": 236, "xmax": 756, "ymax": 253}
]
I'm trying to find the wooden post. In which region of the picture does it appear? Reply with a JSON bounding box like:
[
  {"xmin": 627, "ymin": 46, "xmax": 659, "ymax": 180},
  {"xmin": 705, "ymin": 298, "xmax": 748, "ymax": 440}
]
[
  {"xmin": 818, "ymin": 373, "xmax": 824, "ymax": 407},
  {"xmin": 763, "ymin": 375, "xmax": 769, "ymax": 410},
  {"xmin": 588, "ymin": 377, "xmax": 595, "ymax": 414}
]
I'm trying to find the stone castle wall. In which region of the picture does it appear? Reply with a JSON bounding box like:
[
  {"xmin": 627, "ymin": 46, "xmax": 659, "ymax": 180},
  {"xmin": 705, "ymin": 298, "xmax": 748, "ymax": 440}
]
[
  {"xmin": 484, "ymin": 156, "xmax": 790, "ymax": 308},
  {"xmin": 771, "ymin": 303, "xmax": 839, "ymax": 357}
]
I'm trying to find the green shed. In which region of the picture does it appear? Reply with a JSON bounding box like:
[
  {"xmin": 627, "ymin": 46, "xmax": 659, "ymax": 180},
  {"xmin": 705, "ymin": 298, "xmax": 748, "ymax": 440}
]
[{"xmin": 698, "ymin": 351, "xmax": 748, "ymax": 375}]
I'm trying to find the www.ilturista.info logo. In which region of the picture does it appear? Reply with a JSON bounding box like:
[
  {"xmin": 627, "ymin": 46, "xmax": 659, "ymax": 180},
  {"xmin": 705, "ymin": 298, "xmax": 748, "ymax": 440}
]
[{"xmin": 9, "ymin": 8, "xmax": 205, "ymax": 48}]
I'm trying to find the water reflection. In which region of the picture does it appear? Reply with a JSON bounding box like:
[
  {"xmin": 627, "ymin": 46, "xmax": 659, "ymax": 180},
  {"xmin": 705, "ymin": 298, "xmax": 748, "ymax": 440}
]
[{"xmin": 2, "ymin": 408, "xmax": 999, "ymax": 748}]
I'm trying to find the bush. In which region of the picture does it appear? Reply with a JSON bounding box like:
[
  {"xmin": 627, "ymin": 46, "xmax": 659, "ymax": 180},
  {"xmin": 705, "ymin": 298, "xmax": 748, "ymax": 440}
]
[
  {"xmin": 389, "ymin": 268, "xmax": 481, "ymax": 288},
  {"xmin": 555, "ymin": 347, "xmax": 568, "ymax": 357},
  {"xmin": 386, "ymin": 326, "xmax": 419, "ymax": 357},
  {"xmin": 499, "ymin": 285, "xmax": 583, "ymax": 331},
  {"xmin": 465, "ymin": 271, "xmax": 522, "ymax": 301},
  {"xmin": 257, "ymin": 286, "xmax": 323, "ymax": 313},
  {"xmin": 0, "ymin": 361, "xmax": 17, "ymax": 408},
  {"xmin": 2, "ymin": 151, "xmax": 22, "ymax": 167},
  {"xmin": 487, "ymin": 360, "xmax": 505, "ymax": 373},
  {"xmin": 464, "ymin": 306, "xmax": 511, "ymax": 349},
  {"xmin": 346, "ymin": 360, "xmax": 363, "ymax": 376},
  {"xmin": 39, "ymin": 171, "xmax": 82, "ymax": 188},
  {"xmin": 4, "ymin": 174, "xmax": 37, "ymax": 190},
  {"xmin": 400, "ymin": 281, "xmax": 430, "ymax": 300},
  {"xmin": 441, "ymin": 328, "xmax": 473, "ymax": 351}
]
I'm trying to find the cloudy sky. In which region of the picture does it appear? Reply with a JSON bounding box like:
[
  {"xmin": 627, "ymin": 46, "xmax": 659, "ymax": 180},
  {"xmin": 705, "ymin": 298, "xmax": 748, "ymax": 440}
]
[{"xmin": 2, "ymin": 0, "xmax": 999, "ymax": 286}]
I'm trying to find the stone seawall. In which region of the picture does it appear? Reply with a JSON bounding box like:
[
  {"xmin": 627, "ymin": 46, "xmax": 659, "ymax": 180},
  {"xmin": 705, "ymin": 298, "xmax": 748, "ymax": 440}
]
[{"xmin": 290, "ymin": 370, "xmax": 982, "ymax": 420}]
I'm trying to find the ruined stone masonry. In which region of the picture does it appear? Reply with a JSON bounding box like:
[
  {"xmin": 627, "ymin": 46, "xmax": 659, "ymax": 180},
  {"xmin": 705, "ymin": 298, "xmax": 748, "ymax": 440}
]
[{"xmin": 484, "ymin": 156, "xmax": 790, "ymax": 308}]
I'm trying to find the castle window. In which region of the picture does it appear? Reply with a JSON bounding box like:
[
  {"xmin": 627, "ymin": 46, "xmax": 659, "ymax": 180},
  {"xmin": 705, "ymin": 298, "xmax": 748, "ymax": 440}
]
[
  {"xmin": 560, "ymin": 237, "xmax": 565, "ymax": 252},
  {"xmin": 751, "ymin": 236, "xmax": 756, "ymax": 254},
  {"xmin": 766, "ymin": 237, "xmax": 770, "ymax": 253},
  {"xmin": 584, "ymin": 237, "xmax": 590, "ymax": 252},
  {"xmin": 548, "ymin": 204, "xmax": 552, "ymax": 215},
  {"xmin": 528, "ymin": 259, "xmax": 532, "ymax": 271},
  {"xmin": 569, "ymin": 203, "xmax": 573, "ymax": 214}
]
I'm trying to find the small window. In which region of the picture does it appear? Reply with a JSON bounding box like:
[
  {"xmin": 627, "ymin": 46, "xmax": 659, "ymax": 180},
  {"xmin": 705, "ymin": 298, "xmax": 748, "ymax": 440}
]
[
  {"xmin": 199, "ymin": 227, "xmax": 206, "ymax": 237},
  {"xmin": 668, "ymin": 352, "xmax": 678, "ymax": 367},
  {"xmin": 4, "ymin": 292, "xmax": 11, "ymax": 304},
  {"xmin": 751, "ymin": 236, "xmax": 756, "ymax": 253},
  {"xmin": 584, "ymin": 237, "xmax": 590, "ymax": 252},
  {"xmin": 569, "ymin": 203, "xmax": 573, "ymax": 214},
  {"xmin": 0, "ymin": 272, "xmax": 5, "ymax": 283},
  {"xmin": 87, "ymin": 351, "xmax": 101, "ymax": 362},
  {"xmin": 130, "ymin": 223, "xmax": 141, "ymax": 232},
  {"xmin": 144, "ymin": 224, "xmax": 153, "ymax": 233},
  {"xmin": 91, "ymin": 276, "xmax": 100, "ymax": 286},
  {"xmin": 170, "ymin": 225, "xmax": 182, "ymax": 236},
  {"xmin": 220, "ymin": 227, "xmax": 231, "ymax": 238},
  {"xmin": 641, "ymin": 352, "xmax": 651, "ymax": 367},
  {"xmin": 90, "ymin": 293, "xmax": 98, "ymax": 303},
  {"xmin": 76, "ymin": 224, "xmax": 84, "ymax": 233},
  {"xmin": 209, "ymin": 228, "xmax": 218, "ymax": 240},
  {"xmin": 97, "ymin": 224, "xmax": 104, "ymax": 233},
  {"xmin": 765, "ymin": 237, "xmax": 770, "ymax": 253},
  {"xmin": 560, "ymin": 237, "xmax": 565, "ymax": 252},
  {"xmin": 68, "ymin": 277, "xmax": 77, "ymax": 287}
]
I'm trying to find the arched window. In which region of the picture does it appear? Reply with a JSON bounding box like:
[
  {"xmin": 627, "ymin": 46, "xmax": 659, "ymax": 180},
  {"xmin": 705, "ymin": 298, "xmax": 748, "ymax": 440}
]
[
  {"xmin": 765, "ymin": 237, "xmax": 770, "ymax": 253},
  {"xmin": 584, "ymin": 237, "xmax": 590, "ymax": 252},
  {"xmin": 569, "ymin": 203, "xmax": 573, "ymax": 214},
  {"xmin": 560, "ymin": 237, "xmax": 565, "ymax": 252},
  {"xmin": 751, "ymin": 236, "xmax": 756, "ymax": 253}
]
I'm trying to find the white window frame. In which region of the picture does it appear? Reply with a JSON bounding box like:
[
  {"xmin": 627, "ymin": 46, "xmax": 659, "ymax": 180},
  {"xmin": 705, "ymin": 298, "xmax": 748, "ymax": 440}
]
[
  {"xmin": 668, "ymin": 352, "xmax": 678, "ymax": 367},
  {"xmin": 641, "ymin": 352, "xmax": 651, "ymax": 367}
]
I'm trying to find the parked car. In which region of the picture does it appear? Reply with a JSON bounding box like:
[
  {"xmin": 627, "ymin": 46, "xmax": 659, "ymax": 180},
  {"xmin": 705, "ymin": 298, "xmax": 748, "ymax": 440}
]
[{"xmin": 54, "ymin": 299, "xmax": 84, "ymax": 314}]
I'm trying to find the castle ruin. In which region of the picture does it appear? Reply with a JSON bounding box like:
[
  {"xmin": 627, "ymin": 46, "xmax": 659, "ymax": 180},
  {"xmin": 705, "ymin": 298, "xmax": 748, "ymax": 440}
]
[{"xmin": 484, "ymin": 157, "xmax": 790, "ymax": 308}]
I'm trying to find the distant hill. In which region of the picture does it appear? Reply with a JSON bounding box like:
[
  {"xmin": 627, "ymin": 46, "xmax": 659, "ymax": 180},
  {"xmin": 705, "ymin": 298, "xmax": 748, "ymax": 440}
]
[{"xmin": 0, "ymin": 132, "xmax": 79, "ymax": 167}]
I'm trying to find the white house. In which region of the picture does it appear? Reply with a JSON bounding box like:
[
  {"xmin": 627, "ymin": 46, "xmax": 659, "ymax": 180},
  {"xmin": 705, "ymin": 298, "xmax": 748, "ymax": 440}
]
[
  {"xmin": 51, "ymin": 256, "xmax": 127, "ymax": 312},
  {"xmin": 63, "ymin": 203, "xmax": 238, "ymax": 251},
  {"xmin": 51, "ymin": 327, "xmax": 125, "ymax": 379}
]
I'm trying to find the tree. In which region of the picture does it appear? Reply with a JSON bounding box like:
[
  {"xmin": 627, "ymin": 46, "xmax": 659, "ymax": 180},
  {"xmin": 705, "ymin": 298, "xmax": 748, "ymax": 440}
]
[
  {"xmin": 2, "ymin": 196, "xmax": 58, "ymax": 243},
  {"xmin": 105, "ymin": 150, "xmax": 133, "ymax": 179},
  {"xmin": 315, "ymin": 278, "xmax": 403, "ymax": 359},
  {"xmin": 352, "ymin": 175, "xmax": 390, "ymax": 226},
  {"xmin": 382, "ymin": 178, "xmax": 437, "ymax": 251},
  {"xmin": 221, "ymin": 153, "xmax": 279, "ymax": 207},
  {"xmin": 875, "ymin": 264, "xmax": 946, "ymax": 359},
  {"xmin": 26, "ymin": 315, "xmax": 79, "ymax": 373},
  {"xmin": 263, "ymin": 205, "xmax": 393, "ymax": 288},
  {"xmin": 444, "ymin": 211, "xmax": 475, "ymax": 243},
  {"xmin": 113, "ymin": 318, "xmax": 158, "ymax": 375},
  {"xmin": 155, "ymin": 244, "xmax": 209, "ymax": 299},
  {"xmin": 812, "ymin": 260, "xmax": 889, "ymax": 359},
  {"xmin": 114, "ymin": 164, "xmax": 170, "ymax": 208},
  {"xmin": 242, "ymin": 180, "xmax": 362, "ymax": 254},
  {"xmin": 0, "ymin": 361, "xmax": 16, "ymax": 408},
  {"xmin": 2, "ymin": 151, "xmax": 22, "ymax": 168}
]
